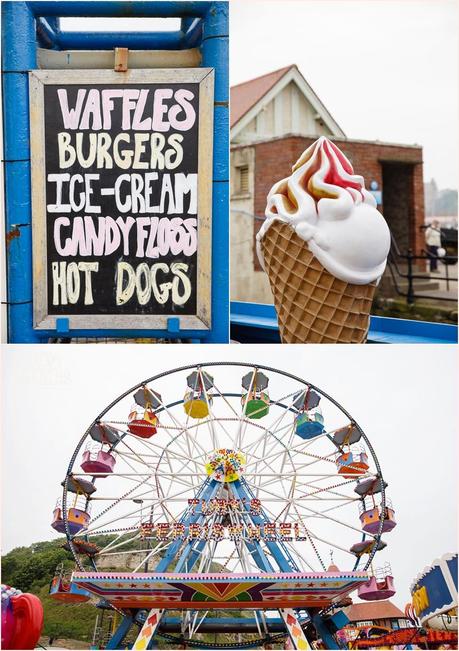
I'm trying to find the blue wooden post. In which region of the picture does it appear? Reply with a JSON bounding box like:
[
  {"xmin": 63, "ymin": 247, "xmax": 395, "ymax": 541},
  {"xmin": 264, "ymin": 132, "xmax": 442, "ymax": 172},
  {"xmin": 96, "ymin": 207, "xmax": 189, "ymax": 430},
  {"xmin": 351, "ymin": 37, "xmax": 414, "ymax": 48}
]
[
  {"xmin": 312, "ymin": 613, "xmax": 342, "ymax": 650},
  {"xmin": 2, "ymin": 1, "xmax": 229, "ymax": 343},
  {"xmin": 2, "ymin": 1, "xmax": 43, "ymax": 342},
  {"xmin": 200, "ymin": 2, "xmax": 229, "ymax": 343},
  {"xmin": 105, "ymin": 613, "xmax": 134, "ymax": 650}
]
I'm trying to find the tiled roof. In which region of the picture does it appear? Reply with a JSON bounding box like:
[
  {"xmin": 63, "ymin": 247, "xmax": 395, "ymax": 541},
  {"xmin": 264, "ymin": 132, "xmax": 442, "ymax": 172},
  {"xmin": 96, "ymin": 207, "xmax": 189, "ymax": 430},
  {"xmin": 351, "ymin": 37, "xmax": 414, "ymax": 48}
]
[
  {"xmin": 230, "ymin": 64, "xmax": 296, "ymax": 127},
  {"xmin": 346, "ymin": 600, "xmax": 406, "ymax": 622}
]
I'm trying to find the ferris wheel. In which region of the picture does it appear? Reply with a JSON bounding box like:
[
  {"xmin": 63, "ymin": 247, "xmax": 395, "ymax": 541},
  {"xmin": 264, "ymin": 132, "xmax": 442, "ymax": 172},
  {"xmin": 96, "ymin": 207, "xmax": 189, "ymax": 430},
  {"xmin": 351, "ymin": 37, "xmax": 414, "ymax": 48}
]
[{"xmin": 50, "ymin": 362, "xmax": 397, "ymax": 649}]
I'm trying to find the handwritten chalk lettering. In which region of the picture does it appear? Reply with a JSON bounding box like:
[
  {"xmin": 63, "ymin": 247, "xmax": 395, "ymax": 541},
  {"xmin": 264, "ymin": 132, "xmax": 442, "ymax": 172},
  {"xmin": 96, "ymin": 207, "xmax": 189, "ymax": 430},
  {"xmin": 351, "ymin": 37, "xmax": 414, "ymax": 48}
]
[
  {"xmin": 53, "ymin": 216, "xmax": 197, "ymax": 258},
  {"xmin": 114, "ymin": 173, "xmax": 197, "ymax": 215},
  {"xmin": 116, "ymin": 261, "xmax": 192, "ymax": 306},
  {"xmin": 57, "ymin": 132, "xmax": 184, "ymax": 170},
  {"xmin": 47, "ymin": 173, "xmax": 100, "ymax": 213},
  {"xmin": 44, "ymin": 81, "xmax": 200, "ymax": 317},
  {"xmin": 57, "ymin": 88, "xmax": 196, "ymax": 132},
  {"xmin": 137, "ymin": 217, "xmax": 197, "ymax": 258},
  {"xmin": 52, "ymin": 261, "xmax": 99, "ymax": 305},
  {"xmin": 47, "ymin": 172, "xmax": 197, "ymax": 216}
]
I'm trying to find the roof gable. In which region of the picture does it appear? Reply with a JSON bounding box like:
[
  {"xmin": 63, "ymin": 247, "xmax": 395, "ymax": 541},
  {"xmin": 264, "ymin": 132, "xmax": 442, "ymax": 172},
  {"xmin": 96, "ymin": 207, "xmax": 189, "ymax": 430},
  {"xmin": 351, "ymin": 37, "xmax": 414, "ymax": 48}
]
[
  {"xmin": 346, "ymin": 600, "xmax": 406, "ymax": 622},
  {"xmin": 231, "ymin": 65, "xmax": 294, "ymax": 127},
  {"xmin": 231, "ymin": 65, "xmax": 345, "ymax": 139}
]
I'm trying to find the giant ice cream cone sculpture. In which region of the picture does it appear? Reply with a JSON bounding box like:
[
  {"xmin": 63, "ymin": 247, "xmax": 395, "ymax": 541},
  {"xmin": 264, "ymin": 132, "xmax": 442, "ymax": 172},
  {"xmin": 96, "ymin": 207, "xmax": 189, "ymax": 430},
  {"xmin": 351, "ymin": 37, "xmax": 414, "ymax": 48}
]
[{"xmin": 257, "ymin": 137, "xmax": 391, "ymax": 343}]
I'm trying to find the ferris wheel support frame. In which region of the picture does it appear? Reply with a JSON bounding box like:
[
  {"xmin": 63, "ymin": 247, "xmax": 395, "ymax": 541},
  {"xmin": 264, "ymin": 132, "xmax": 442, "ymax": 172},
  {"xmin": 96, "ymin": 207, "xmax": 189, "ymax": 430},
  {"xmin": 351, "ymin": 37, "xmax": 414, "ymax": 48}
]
[{"xmin": 104, "ymin": 473, "xmax": 348, "ymax": 650}]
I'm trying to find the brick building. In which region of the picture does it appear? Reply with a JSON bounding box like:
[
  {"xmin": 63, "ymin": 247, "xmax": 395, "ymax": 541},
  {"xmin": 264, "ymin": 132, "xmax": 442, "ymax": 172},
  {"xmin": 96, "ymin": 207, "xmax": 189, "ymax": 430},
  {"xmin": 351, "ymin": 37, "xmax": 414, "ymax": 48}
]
[
  {"xmin": 230, "ymin": 65, "xmax": 425, "ymax": 303},
  {"xmin": 344, "ymin": 600, "xmax": 412, "ymax": 631}
]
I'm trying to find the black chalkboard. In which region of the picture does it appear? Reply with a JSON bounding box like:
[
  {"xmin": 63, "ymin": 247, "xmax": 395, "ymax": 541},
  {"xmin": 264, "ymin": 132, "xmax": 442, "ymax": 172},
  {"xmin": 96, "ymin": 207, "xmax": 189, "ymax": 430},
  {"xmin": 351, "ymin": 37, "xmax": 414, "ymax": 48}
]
[{"xmin": 43, "ymin": 82, "xmax": 200, "ymax": 316}]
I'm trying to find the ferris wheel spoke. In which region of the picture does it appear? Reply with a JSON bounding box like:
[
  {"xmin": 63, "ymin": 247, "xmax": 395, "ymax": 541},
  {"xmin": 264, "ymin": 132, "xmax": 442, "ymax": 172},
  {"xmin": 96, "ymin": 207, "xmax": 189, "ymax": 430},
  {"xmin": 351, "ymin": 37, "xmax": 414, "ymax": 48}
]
[
  {"xmin": 123, "ymin": 421, "xmax": 207, "ymax": 468},
  {"xmin": 244, "ymin": 409, "xmax": 289, "ymax": 458},
  {"xmin": 153, "ymin": 390, "xmax": 210, "ymax": 462},
  {"xmin": 305, "ymin": 528, "xmax": 360, "ymax": 558},
  {"xmin": 132, "ymin": 540, "xmax": 170, "ymax": 573},
  {"xmin": 253, "ymin": 428, "xmax": 272, "ymax": 499},
  {"xmin": 295, "ymin": 481, "xmax": 361, "ymax": 502},
  {"xmin": 233, "ymin": 368, "xmax": 257, "ymax": 450},
  {"xmin": 158, "ymin": 440, "xmax": 207, "ymax": 470},
  {"xmin": 264, "ymin": 426, "xmax": 343, "ymax": 461},
  {"xmin": 114, "ymin": 450, "xmax": 160, "ymax": 474},
  {"xmin": 154, "ymin": 454, "xmax": 203, "ymax": 492},
  {"xmin": 253, "ymin": 391, "xmax": 301, "ymax": 459},
  {"xmin": 112, "ymin": 437, "xmax": 162, "ymax": 478},
  {"xmin": 292, "ymin": 500, "xmax": 377, "ymax": 539},
  {"xmin": 242, "ymin": 389, "xmax": 301, "ymax": 459},
  {"xmin": 243, "ymin": 479, "xmax": 293, "ymax": 507},
  {"xmin": 190, "ymin": 609, "xmax": 210, "ymax": 638},
  {"xmin": 126, "ymin": 431, "xmax": 204, "ymax": 495},
  {"xmin": 97, "ymin": 532, "xmax": 142, "ymax": 555},
  {"xmin": 244, "ymin": 440, "xmax": 295, "ymax": 484},
  {"xmin": 292, "ymin": 472, "xmax": 359, "ymax": 495},
  {"xmin": 248, "ymin": 388, "xmax": 311, "ymax": 465},
  {"xmin": 84, "ymin": 485, "xmax": 198, "ymax": 535},
  {"xmin": 210, "ymin": 379, "xmax": 243, "ymax": 420},
  {"xmin": 197, "ymin": 368, "xmax": 223, "ymax": 450},
  {"xmin": 248, "ymin": 414, "xmax": 296, "ymax": 500},
  {"xmin": 84, "ymin": 477, "xmax": 156, "ymax": 529},
  {"xmin": 281, "ymin": 540, "xmax": 317, "ymax": 572},
  {"xmin": 245, "ymin": 469, "xmax": 290, "ymax": 503},
  {"xmin": 277, "ymin": 423, "xmax": 299, "ymax": 477},
  {"xmin": 241, "ymin": 420, "xmax": 292, "ymax": 459},
  {"xmin": 83, "ymin": 503, "xmax": 150, "ymax": 535},
  {"xmin": 246, "ymin": 427, "xmax": 342, "ymax": 474},
  {"xmin": 173, "ymin": 422, "xmax": 210, "ymax": 459},
  {"xmin": 293, "ymin": 497, "xmax": 360, "ymax": 523},
  {"xmin": 245, "ymin": 443, "xmax": 295, "ymax": 472}
]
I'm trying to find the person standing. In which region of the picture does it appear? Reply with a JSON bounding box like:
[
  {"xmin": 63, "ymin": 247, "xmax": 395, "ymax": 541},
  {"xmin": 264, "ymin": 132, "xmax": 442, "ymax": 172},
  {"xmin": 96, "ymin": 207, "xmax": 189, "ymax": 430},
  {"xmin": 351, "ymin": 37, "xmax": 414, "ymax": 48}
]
[{"xmin": 425, "ymin": 219, "xmax": 442, "ymax": 272}]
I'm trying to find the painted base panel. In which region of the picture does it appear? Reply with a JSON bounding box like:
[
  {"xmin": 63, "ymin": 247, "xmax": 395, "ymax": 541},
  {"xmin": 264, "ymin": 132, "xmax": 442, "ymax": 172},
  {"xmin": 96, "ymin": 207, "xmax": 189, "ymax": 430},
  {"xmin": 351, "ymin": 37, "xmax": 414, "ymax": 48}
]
[
  {"xmin": 72, "ymin": 571, "xmax": 368, "ymax": 609},
  {"xmin": 280, "ymin": 608, "xmax": 312, "ymax": 649},
  {"xmin": 132, "ymin": 608, "xmax": 164, "ymax": 650}
]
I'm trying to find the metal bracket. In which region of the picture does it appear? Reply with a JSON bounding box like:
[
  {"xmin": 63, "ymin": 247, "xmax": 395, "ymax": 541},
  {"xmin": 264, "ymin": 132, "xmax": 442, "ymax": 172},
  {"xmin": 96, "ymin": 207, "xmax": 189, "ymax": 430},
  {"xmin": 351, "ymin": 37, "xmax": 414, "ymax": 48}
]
[
  {"xmin": 56, "ymin": 317, "xmax": 70, "ymax": 335},
  {"xmin": 167, "ymin": 317, "xmax": 180, "ymax": 335},
  {"xmin": 114, "ymin": 47, "xmax": 128, "ymax": 71}
]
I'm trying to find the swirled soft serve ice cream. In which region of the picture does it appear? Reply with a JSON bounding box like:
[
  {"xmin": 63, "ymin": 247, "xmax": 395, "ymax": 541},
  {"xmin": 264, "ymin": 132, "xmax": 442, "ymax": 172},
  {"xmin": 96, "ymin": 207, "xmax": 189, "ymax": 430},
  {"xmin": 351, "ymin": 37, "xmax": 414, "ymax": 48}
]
[{"xmin": 257, "ymin": 136, "xmax": 390, "ymax": 343}]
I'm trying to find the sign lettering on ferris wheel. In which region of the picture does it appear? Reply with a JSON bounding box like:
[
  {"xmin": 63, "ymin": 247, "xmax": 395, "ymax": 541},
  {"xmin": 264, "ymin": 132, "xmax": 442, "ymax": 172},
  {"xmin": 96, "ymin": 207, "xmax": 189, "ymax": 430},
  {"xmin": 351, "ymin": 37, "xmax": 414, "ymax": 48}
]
[
  {"xmin": 140, "ymin": 498, "xmax": 309, "ymax": 542},
  {"xmin": 140, "ymin": 521, "xmax": 309, "ymax": 542}
]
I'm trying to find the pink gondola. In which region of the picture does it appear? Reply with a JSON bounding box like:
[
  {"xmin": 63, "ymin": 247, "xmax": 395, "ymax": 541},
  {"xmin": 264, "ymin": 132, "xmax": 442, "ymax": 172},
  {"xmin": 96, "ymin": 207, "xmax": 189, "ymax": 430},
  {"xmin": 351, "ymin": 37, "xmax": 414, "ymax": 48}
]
[
  {"xmin": 81, "ymin": 442, "xmax": 115, "ymax": 476},
  {"xmin": 358, "ymin": 564, "xmax": 396, "ymax": 601}
]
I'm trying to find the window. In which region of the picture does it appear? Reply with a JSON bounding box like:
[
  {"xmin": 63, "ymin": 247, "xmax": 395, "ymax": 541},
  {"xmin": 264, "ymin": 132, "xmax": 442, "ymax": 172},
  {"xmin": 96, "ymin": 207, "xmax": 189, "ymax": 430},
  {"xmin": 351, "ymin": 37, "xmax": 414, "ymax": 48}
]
[{"xmin": 238, "ymin": 165, "xmax": 249, "ymax": 194}]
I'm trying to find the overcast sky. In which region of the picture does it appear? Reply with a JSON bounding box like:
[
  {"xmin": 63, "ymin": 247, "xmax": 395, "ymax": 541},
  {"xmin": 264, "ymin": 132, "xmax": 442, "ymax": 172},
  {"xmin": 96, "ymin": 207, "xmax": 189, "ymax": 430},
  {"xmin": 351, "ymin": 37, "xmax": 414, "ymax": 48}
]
[
  {"xmin": 230, "ymin": 0, "xmax": 458, "ymax": 189},
  {"xmin": 62, "ymin": 1, "xmax": 458, "ymax": 190},
  {"xmin": 2, "ymin": 343, "xmax": 457, "ymax": 610}
]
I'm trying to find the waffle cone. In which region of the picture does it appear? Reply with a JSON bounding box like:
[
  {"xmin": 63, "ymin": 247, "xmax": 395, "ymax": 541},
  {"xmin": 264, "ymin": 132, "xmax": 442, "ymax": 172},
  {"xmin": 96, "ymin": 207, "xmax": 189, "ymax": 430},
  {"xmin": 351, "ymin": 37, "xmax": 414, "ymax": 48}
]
[{"xmin": 260, "ymin": 221, "xmax": 376, "ymax": 343}]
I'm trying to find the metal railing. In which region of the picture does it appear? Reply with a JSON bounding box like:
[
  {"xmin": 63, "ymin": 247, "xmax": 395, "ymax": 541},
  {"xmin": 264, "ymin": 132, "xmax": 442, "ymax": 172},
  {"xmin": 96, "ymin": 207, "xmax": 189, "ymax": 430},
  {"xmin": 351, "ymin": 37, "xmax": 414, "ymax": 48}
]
[
  {"xmin": 386, "ymin": 233, "xmax": 457, "ymax": 304},
  {"xmin": 232, "ymin": 207, "xmax": 457, "ymax": 306}
]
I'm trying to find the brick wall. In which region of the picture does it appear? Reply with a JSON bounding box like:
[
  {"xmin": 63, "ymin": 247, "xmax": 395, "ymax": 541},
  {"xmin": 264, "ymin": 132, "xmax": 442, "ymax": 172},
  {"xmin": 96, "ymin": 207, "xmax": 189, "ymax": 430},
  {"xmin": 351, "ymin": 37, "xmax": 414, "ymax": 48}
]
[{"xmin": 235, "ymin": 135, "xmax": 424, "ymax": 270}]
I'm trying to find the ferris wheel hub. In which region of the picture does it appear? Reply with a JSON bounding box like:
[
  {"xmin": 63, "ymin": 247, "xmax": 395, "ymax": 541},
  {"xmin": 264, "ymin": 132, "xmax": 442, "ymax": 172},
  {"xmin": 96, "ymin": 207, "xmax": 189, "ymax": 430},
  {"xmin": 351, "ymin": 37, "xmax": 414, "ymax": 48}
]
[{"xmin": 205, "ymin": 448, "xmax": 246, "ymax": 483}]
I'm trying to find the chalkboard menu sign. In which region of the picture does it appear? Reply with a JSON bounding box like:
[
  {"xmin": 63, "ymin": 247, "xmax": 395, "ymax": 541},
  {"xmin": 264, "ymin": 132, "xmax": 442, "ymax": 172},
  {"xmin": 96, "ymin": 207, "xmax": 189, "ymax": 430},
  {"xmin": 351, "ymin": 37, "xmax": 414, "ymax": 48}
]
[{"xmin": 30, "ymin": 69, "xmax": 213, "ymax": 331}]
